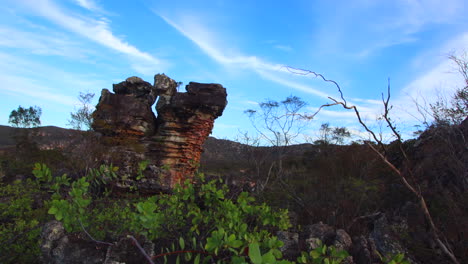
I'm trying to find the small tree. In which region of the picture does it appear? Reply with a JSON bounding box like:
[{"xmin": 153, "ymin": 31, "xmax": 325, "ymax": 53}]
[
  {"xmin": 331, "ymin": 127, "xmax": 351, "ymax": 145},
  {"xmin": 8, "ymin": 106, "xmax": 42, "ymax": 128},
  {"xmin": 68, "ymin": 92, "xmax": 95, "ymax": 130},
  {"xmin": 244, "ymin": 95, "xmax": 314, "ymax": 208},
  {"xmin": 315, "ymin": 122, "xmax": 351, "ymax": 145},
  {"xmin": 245, "ymin": 95, "xmax": 309, "ymax": 147}
]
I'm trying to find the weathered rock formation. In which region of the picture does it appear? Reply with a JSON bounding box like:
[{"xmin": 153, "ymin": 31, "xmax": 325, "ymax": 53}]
[
  {"xmin": 150, "ymin": 77, "xmax": 228, "ymax": 186},
  {"xmin": 91, "ymin": 74, "xmax": 227, "ymax": 192},
  {"xmin": 92, "ymin": 77, "xmax": 157, "ymax": 137}
]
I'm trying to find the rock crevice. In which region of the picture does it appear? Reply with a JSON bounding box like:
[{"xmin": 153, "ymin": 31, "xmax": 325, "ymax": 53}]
[{"xmin": 92, "ymin": 74, "xmax": 227, "ymax": 191}]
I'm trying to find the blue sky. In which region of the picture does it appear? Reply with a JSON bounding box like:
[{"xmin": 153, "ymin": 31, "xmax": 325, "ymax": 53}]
[{"xmin": 0, "ymin": 0, "xmax": 467, "ymax": 142}]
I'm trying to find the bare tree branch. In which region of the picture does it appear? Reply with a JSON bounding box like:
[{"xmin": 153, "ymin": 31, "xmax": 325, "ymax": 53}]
[
  {"xmin": 127, "ymin": 235, "xmax": 155, "ymax": 264},
  {"xmin": 78, "ymin": 218, "xmax": 114, "ymax": 246},
  {"xmin": 287, "ymin": 66, "xmax": 460, "ymax": 264}
]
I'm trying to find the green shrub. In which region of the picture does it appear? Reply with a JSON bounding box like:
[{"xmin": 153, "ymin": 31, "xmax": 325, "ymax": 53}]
[
  {"xmin": 0, "ymin": 179, "xmax": 48, "ymax": 263},
  {"xmin": 39, "ymin": 162, "xmax": 292, "ymax": 263},
  {"xmin": 1, "ymin": 163, "xmax": 412, "ymax": 264},
  {"xmin": 297, "ymin": 240, "xmax": 348, "ymax": 264}
]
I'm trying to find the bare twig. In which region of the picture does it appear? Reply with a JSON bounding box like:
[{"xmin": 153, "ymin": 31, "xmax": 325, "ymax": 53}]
[
  {"xmin": 288, "ymin": 67, "xmax": 460, "ymax": 264},
  {"xmin": 127, "ymin": 235, "xmax": 155, "ymax": 264},
  {"xmin": 78, "ymin": 218, "xmax": 114, "ymax": 246}
]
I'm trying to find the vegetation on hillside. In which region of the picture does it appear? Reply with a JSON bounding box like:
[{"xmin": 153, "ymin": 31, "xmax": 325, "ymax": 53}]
[{"xmin": 0, "ymin": 54, "xmax": 466, "ymax": 263}]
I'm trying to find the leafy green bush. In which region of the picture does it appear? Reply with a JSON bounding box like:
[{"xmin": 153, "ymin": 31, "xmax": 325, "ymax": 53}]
[
  {"xmin": 297, "ymin": 240, "xmax": 348, "ymax": 264},
  {"xmin": 43, "ymin": 163, "xmax": 292, "ymax": 263},
  {"xmin": 1, "ymin": 163, "xmax": 412, "ymax": 264},
  {"xmin": 0, "ymin": 178, "xmax": 48, "ymax": 263}
]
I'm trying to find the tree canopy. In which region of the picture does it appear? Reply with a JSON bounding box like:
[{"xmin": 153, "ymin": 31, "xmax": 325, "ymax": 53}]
[{"xmin": 8, "ymin": 105, "xmax": 42, "ymax": 128}]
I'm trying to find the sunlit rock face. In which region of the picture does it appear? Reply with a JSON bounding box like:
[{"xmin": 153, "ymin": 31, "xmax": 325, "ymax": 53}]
[
  {"xmin": 150, "ymin": 75, "xmax": 228, "ymax": 187},
  {"xmin": 92, "ymin": 74, "xmax": 228, "ymax": 192}
]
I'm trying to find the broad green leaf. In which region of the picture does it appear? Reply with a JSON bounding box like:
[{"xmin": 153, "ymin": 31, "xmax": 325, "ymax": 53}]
[
  {"xmin": 230, "ymin": 240, "xmax": 243, "ymax": 248},
  {"xmin": 48, "ymin": 207, "xmax": 57, "ymax": 214},
  {"xmin": 310, "ymin": 250, "xmax": 320, "ymax": 258},
  {"xmin": 322, "ymin": 245, "xmax": 327, "ymax": 255},
  {"xmin": 179, "ymin": 237, "xmax": 185, "ymax": 250},
  {"xmin": 249, "ymin": 243, "xmax": 262, "ymax": 264},
  {"xmin": 262, "ymin": 251, "xmax": 276, "ymax": 263}
]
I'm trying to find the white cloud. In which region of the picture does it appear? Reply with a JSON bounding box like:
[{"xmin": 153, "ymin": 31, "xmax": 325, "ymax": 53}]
[
  {"xmin": 72, "ymin": 0, "xmax": 99, "ymax": 11},
  {"xmin": 159, "ymin": 13, "xmax": 335, "ymax": 100},
  {"xmin": 0, "ymin": 26, "xmax": 92, "ymax": 59},
  {"xmin": 318, "ymin": 0, "xmax": 467, "ymax": 58},
  {"xmin": 393, "ymin": 32, "xmax": 468, "ymax": 123},
  {"xmin": 18, "ymin": 0, "xmax": 166, "ymax": 74},
  {"xmin": 0, "ymin": 51, "xmax": 106, "ymax": 106},
  {"xmin": 307, "ymin": 105, "xmax": 381, "ymax": 123},
  {"xmin": 157, "ymin": 7, "xmax": 467, "ymax": 139},
  {"xmin": 395, "ymin": 0, "xmax": 464, "ymax": 31},
  {"xmin": 350, "ymin": 98, "xmax": 382, "ymax": 105},
  {"xmin": 244, "ymin": 100, "xmax": 259, "ymax": 105},
  {"xmin": 256, "ymin": 70, "xmax": 331, "ymax": 99},
  {"xmin": 157, "ymin": 10, "xmax": 405, "ymax": 136},
  {"xmin": 1, "ymin": 74, "xmax": 76, "ymax": 106},
  {"xmin": 273, "ymin": 45, "xmax": 293, "ymax": 52}
]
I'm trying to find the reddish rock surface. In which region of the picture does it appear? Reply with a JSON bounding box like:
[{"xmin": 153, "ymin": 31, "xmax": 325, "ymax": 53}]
[{"xmin": 92, "ymin": 74, "xmax": 227, "ymax": 191}]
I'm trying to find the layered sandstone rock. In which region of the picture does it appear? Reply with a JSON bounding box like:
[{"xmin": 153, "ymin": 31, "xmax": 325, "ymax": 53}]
[
  {"xmin": 92, "ymin": 74, "xmax": 227, "ymax": 192},
  {"xmin": 149, "ymin": 75, "xmax": 228, "ymax": 187},
  {"xmin": 92, "ymin": 77, "xmax": 157, "ymax": 137}
]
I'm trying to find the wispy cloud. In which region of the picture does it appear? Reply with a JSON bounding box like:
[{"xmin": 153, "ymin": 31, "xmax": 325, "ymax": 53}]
[
  {"xmin": 244, "ymin": 100, "xmax": 259, "ymax": 105},
  {"xmin": 160, "ymin": 13, "xmax": 277, "ymax": 71},
  {"xmin": 18, "ymin": 0, "xmax": 166, "ymax": 74},
  {"xmin": 158, "ymin": 13, "xmax": 334, "ymax": 100},
  {"xmin": 396, "ymin": 33, "xmax": 468, "ymax": 115},
  {"xmin": 315, "ymin": 0, "xmax": 467, "ymax": 58},
  {"xmin": 255, "ymin": 70, "xmax": 330, "ymax": 99},
  {"xmin": 0, "ymin": 51, "xmax": 106, "ymax": 105},
  {"xmin": 157, "ymin": 7, "xmax": 466, "ymax": 138},
  {"xmin": 72, "ymin": 0, "xmax": 100, "ymax": 12},
  {"xmin": 1, "ymin": 74, "xmax": 76, "ymax": 106},
  {"xmin": 0, "ymin": 26, "xmax": 91, "ymax": 59},
  {"xmin": 273, "ymin": 45, "xmax": 293, "ymax": 52},
  {"xmin": 157, "ymin": 10, "xmax": 413, "ymax": 135}
]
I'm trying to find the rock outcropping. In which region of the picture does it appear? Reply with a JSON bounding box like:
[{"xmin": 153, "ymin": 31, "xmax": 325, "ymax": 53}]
[
  {"xmin": 92, "ymin": 74, "xmax": 227, "ymax": 192},
  {"xmin": 92, "ymin": 77, "xmax": 157, "ymax": 137}
]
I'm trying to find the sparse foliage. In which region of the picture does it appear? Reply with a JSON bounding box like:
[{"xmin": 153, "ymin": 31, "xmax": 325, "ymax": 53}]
[
  {"xmin": 245, "ymin": 95, "xmax": 309, "ymax": 147},
  {"xmin": 244, "ymin": 96, "xmax": 312, "ymax": 198},
  {"xmin": 68, "ymin": 92, "xmax": 95, "ymax": 130},
  {"xmin": 286, "ymin": 65, "xmax": 461, "ymax": 264},
  {"xmin": 297, "ymin": 239, "xmax": 349, "ymax": 264},
  {"xmin": 431, "ymin": 86, "xmax": 468, "ymax": 126},
  {"xmin": 8, "ymin": 105, "xmax": 42, "ymax": 128},
  {"xmin": 430, "ymin": 53, "xmax": 468, "ymax": 126},
  {"xmin": 315, "ymin": 122, "xmax": 351, "ymax": 145}
]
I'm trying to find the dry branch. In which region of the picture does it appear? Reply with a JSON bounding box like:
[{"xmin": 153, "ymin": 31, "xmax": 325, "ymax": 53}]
[{"xmin": 286, "ymin": 66, "xmax": 460, "ymax": 264}]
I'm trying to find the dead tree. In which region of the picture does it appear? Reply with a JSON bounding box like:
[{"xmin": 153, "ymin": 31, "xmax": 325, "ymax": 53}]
[{"xmin": 285, "ymin": 66, "xmax": 460, "ymax": 264}]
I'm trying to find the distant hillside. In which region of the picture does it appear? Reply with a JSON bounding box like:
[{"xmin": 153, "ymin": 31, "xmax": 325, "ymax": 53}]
[{"xmin": 0, "ymin": 125, "xmax": 84, "ymax": 150}]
